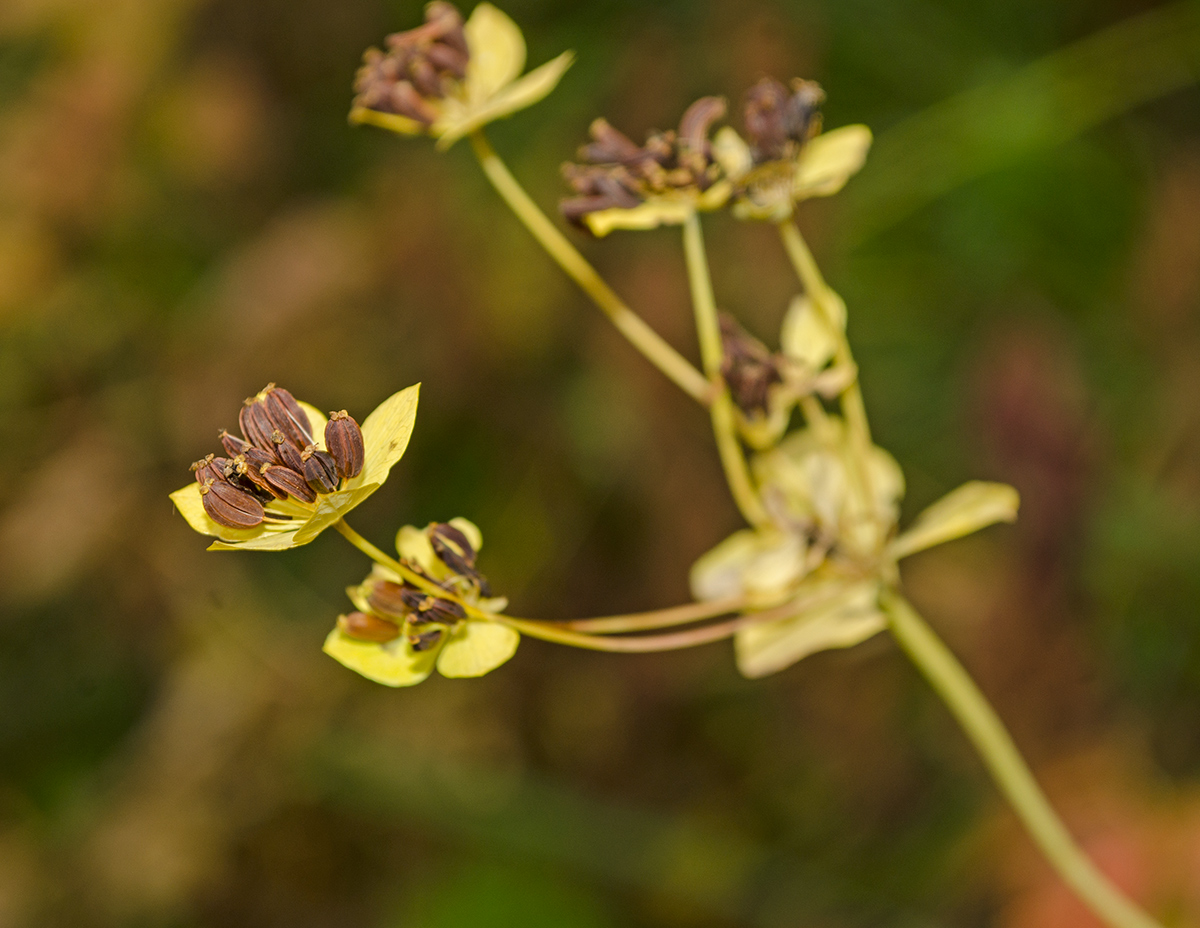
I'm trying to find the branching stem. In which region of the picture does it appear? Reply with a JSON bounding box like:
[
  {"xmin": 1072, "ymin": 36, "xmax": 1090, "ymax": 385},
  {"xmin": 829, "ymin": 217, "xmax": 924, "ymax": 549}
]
[
  {"xmin": 468, "ymin": 129, "xmax": 711, "ymax": 404},
  {"xmin": 682, "ymin": 212, "xmax": 770, "ymax": 529}
]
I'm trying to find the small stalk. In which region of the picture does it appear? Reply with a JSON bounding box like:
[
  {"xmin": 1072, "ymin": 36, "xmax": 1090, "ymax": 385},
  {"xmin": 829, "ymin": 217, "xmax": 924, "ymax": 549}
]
[
  {"xmin": 468, "ymin": 129, "xmax": 711, "ymax": 404},
  {"xmin": 776, "ymin": 220, "xmax": 875, "ymax": 507},
  {"xmin": 682, "ymin": 212, "xmax": 770, "ymax": 529},
  {"xmin": 882, "ymin": 591, "xmax": 1162, "ymax": 928}
]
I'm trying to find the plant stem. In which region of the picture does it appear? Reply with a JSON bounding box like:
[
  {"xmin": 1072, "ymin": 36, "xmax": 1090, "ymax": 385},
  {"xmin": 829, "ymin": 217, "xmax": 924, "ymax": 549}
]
[
  {"xmin": 500, "ymin": 614, "xmax": 750, "ymax": 652},
  {"xmin": 776, "ymin": 220, "xmax": 875, "ymax": 506},
  {"xmin": 682, "ymin": 212, "xmax": 770, "ymax": 529},
  {"xmin": 468, "ymin": 129, "xmax": 711, "ymax": 404},
  {"xmin": 882, "ymin": 591, "xmax": 1162, "ymax": 928},
  {"xmin": 336, "ymin": 517, "xmax": 749, "ymax": 635}
]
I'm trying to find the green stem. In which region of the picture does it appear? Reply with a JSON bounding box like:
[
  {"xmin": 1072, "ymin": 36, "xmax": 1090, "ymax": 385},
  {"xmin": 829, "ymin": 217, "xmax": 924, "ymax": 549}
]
[
  {"xmin": 682, "ymin": 212, "xmax": 770, "ymax": 529},
  {"xmin": 776, "ymin": 220, "xmax": 874, "ymax": 506},
  {"xmin": 882, "ymin": 591, "xmax": 1162, "ymax": 928},
  {"xmin": 468, "ymin": 129, "xmax": 711, "ymax": 405}
]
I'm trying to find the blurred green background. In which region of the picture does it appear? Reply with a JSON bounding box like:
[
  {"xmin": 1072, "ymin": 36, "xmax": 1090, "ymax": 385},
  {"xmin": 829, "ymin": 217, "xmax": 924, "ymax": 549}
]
[{"xmin": 1, "ymin": 0, "xmax": 1199, "ymax": 925}]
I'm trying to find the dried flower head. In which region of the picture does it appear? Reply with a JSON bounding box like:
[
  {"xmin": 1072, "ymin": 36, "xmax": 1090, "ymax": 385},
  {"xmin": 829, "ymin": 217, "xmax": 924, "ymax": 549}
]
[
  {"xmin": 559, "ymin": 96, "xmax": 733, "ymax": 236},
  {"xmin": 324, "ymin": 518, "xmax": 517, "ymax": 686},
  {"xmin": 713, "ymin": 77, "xmax": 873, "ymax": 222},
  {"xmin": 350, "ymin": 2, "xmax": 573, "ymax": 150},
  {"xmin": 170, "ymin": 384, "xmax": 420, "ymax": 551}
]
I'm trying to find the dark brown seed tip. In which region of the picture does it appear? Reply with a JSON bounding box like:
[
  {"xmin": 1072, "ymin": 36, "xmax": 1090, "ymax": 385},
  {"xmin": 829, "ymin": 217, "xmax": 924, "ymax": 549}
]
[
  {"xmin": 338, "ymin": 611, "xmax": 401, "ymax": 643},
  {"xmin": 325, "ymin": 412, "xmax": 365, "ymax": 480}
]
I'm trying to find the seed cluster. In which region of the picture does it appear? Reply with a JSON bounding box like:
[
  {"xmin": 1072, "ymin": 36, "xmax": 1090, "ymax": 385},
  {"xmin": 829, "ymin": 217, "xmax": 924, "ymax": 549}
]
[
  {"xmin": 190, "ymin": 384, "xmax": 365, "ymax": 529},
  {"xmin": 559, "ymin": 96, "xmax": 727, "ymax": 228},
  {"xmin": 352, "ymin": 2, "xmax": 468, "ymax": 125},
  {"xmin": 339, "ymin": 522, "xmax": 492, "ymax": 650},
  {"xmin": 741, "ymin": 77, "xmax": 824, "ymax": 165},
  {"xmin": 719, "ymin": 315, "xmax": 786, "ymax": 416}
]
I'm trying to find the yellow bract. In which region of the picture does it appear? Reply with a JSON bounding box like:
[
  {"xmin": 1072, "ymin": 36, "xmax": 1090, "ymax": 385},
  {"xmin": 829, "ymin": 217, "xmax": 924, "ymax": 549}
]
[
  {"xmin": 714, "ymin": 123, "xmax": 873, "ymax": 222},
  {"xmin": 169, "ymin": 384, "xmax": 420, "ymax": 551},
  {"xmin": 352, "ymin": 3, "xmax": 573, "ymax": 150},
  {"xmin": 581, "ymin": 182, "xmax": 732, "ymax": 238}
]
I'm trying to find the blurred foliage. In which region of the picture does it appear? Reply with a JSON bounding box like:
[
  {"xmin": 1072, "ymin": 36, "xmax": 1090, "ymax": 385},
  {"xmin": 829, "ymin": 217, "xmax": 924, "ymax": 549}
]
[{"xmin": 1, "ymin": 0, "xmax": 1199, "ymax": 926}]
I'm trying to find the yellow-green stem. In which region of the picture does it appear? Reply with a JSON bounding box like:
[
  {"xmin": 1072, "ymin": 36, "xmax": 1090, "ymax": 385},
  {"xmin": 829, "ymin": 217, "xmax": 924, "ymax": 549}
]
[
  {"xmin": 776, "ymin": 220, "xmax": 874, "ymax": 506},
  {"xmin": 336, "ymin": 518, "xmax": 745, "ymax": 635},
  {"xmin": 682, "ymin": 212, "xmax": 770, "ymax": 529},
  {"xmin": 468, "ymin": 130, "xmax": 711, "ymax": 405},
  {"xmin": 883, "ymin": 592, "xmax": 1162, "ymax": 928}
]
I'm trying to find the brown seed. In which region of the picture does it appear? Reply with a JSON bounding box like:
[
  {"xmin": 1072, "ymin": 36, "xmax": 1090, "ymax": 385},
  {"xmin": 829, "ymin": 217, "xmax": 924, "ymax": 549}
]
[
  {"xmin": 271, "ymin": 428, "xmax": 306, "ymax": 471},
  {"xmin": 338, "ymin": 611, "xmax": 401, "ymax": 643},
  {"xmin": 219, "ymin": 430, "xmax": 251, "ymax": 457},
  {"xmin": 229, "ymin": 452, "xmax": 284, "ymax": 499},
  {"xmin": 301, "ymin": 446, "xmax": 339, "ymax": 494},
  {"xmin": 407, "ymin": 627, "xmax": 445, "ymax": 652},
  {"xmin": 263, "ymin": 386, "xmax": 314, "ymax": 450},
  {"xmin": 401, "ymin": 588, "xmax": 466, "ymax": 622},
  {"xmin": 261, "ymin": 464, "xmax": 317, "ymax": 503},
  {"xmin": 239, "ymin": 400, "xmax": 277, "ymax": 454},
  {"xmin": 366, "ymin": 580, "xmax": 409, "ymax": 618},
  {"xmin": 325, "ymin": 411, "xmax": 365, "ymax": 479},
  {"xmin": 198, "ymin": 472, "xmax": 265, "ymax": 528}
]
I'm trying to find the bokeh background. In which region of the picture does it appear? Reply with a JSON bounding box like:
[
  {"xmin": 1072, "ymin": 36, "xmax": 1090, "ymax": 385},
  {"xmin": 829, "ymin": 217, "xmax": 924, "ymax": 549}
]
[{"xmin": 2, "ymin": 0, "xmax": 1199, "ymax": 925}]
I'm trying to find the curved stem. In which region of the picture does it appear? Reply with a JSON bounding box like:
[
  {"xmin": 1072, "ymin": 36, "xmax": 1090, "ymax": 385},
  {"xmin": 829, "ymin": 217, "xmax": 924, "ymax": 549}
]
[
  {"xmin": 555, "ymin": 595, "xmax": 746, "ymax": 633},
  {"xmin": 882, "ymin": 591, "xmax": 1162, "ymax": 928},
  {"xmin": 336, "ymin": 517, "xmax": 747, "ymax": 634},
  {"xmin": 468, "ymin": 129, "xmax": 711, "ymax": 405},
  {"xmin": 681, "ymin": 212, "xmax": 770, "ymax": 529},
  {"xmin": 776, "ymin": 220, "xmax": 874, "ymax": 506},
  {"xmin": 500, "ymin": 614, "xmax": 749, "ymax": 652}
]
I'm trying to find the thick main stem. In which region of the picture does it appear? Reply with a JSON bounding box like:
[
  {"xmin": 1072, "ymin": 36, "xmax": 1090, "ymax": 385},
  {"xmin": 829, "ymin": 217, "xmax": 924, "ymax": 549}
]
[
  {"xmin": 468, "ymin": 130, "xmax": 711, "ymax": 404},
  {"xmin": 682, "ymin": 212, "xmax": 770, "ymax": 529},
  {"xmin": 883, "ymin": 592, "xmax": 1161, "ymax": 928}
]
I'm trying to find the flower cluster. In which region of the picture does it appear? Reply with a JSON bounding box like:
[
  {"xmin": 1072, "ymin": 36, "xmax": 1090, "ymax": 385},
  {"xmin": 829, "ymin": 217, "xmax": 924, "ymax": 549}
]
[
  {"xmin": 350, "ymin": 2, "xmax": 573, "ymax": 150},
  {"xmin": 323, "ymin": 519, "xmax": 518, "ymax": 686},
  {"xmin": 559, "ymin": 96, "xmax": 731, "ymax": 235},
  {"xmin": 171, "ymin": 384, "xmax": 420, "ymax": 551}
]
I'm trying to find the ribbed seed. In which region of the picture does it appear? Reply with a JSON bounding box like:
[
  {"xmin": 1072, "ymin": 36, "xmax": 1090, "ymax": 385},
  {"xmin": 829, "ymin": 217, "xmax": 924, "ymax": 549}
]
[
  {"xmin": 430, "ymin": 522, "xmax": 491, "ymax": 595},
  {"xmin": 195, "ymin": 459, "xmax": 265, "ymax": 528},
  {"xmin": 366, "ymin": 580, "xmax": 409, "ymax": 618},
  {"xmin": 400, "ymin": 587, "xmax": 466, "ymax": 623},
  {"xmin": 264, "ymin": 386, "xmax": 313, "ymax": 449},
  {"xmin": 325, "ymin": 411, "xmax": 365, "ymax": 479},
  {"xmin": 219, "ymin": 430, "xmax": 251, "ymax": 457},
  {"xmin": 302, "ymin": 446, "xmax": 339, "ymax": 493},
  {"xmin": 239, "ymin": 401, "xmax": 277, "ymax": 454},
  {"xmin": 229, "ymin": 452, "xmax": 282, "ymax": 499},
  {"xmin": 261, "ymin": 464, "xmax": 317, "ymax": 503},
  {"xmin": 271, "ymin": 428, "xmax": 305, "ymax": 471},
  {"xmin": 338, "ymin": 611, "xmax": 401, "ymax": 643}
]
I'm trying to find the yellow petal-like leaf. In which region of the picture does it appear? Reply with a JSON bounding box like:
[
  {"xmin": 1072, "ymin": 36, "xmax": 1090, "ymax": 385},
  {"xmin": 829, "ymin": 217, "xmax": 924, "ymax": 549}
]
[
  {"xmin": 735, "ymin": 582, "xmax": 884, "ymax": 678},
  {"xmin": 889, "ymin": 481, "xmax": 1019, "ymax": 560},
  {"xmin": 463, "ymin": 2, "xmax": 526, "ymax": 102},
  {"xmin": 349, "ymin": 106, "xmax": 429, "ymax": 138},
  {"xmin": 690, "ymin": 529, "xmax": 764, "ymax": 601},
  {"xmin": 780, "ymin": 292, "xmax": 845, "ymax": 369},
  {"xmin": 794, "ymin": 125, "xmax": 873, "ymax": 199},
  {"xmin": 436, "ymin": 620, "xmax": 520, "ymax": 678},
  {"xmin": 689, "ymin": 529, "xmax": 803, "ymax": 607},
  {"xmin": 395, "ymin": 523, "xmax": 441, "ymax": 576},
  {"xmin": 436, "ymin": 51, "xmax": 575, "ymax": 148},
  {"xmin": 713, "ymin": 126, "xmax": 752, "ymax": 181},
  {"xmin": 322, "ymin": 629, "xmax": 437, "ymax": 687},
  {"xmin": 448, "ymin": 516, "xmax": 483, "ymax": 552},
  {"xmin": 206, "ymin": 527, "xmax": 302, "ymax": 552},
  {"xmin": 583, "ymin": 198, "xmax": 695, "ymax": 237},
  {"xmin": 293, "ymin": 484, "xmax": 379, "ymax": 545},
  {"xmin": 347, "ymin": 383, "xmax": 420, "ymax": 491}
]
